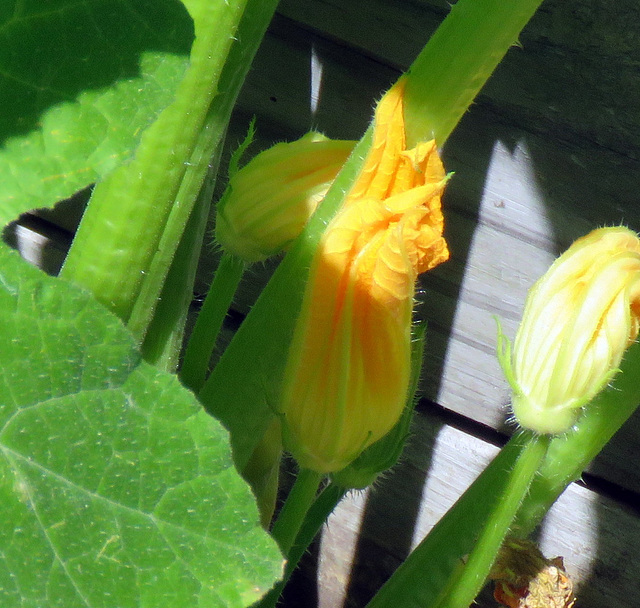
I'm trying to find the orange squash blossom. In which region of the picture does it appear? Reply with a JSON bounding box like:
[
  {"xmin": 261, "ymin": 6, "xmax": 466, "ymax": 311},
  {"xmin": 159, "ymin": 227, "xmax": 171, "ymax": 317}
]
[{"xmin": 280, "ymin": 79, "xmax": 449, "ymax": 472}]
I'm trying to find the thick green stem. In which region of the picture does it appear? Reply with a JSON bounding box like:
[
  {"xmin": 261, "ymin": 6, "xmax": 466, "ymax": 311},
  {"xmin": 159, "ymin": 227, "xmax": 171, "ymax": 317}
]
[
  {"xmin": 434, "ymin": 433, "xmax": 549, "ymax": 608},
  {"xmin": 124, "ymin": 124, "xmax": 223, "ymax": 341},
  {"xmin": 271, "ymin": 469, "xmax": 323, "ymax": 556},
  {"xmin": 366, "ymin": 434, "xmax": 529, "ymax": 608},
  {"xmin": 180, "ymin": 253, "xmax": 245, "ymax": 392},
  {"xmin": 140, "ymin": 167, "xmax": 216, "ymax": 370},
  {"xmin": 133, "ymin": 0, "xmax": 280, "ymax": 347},
  {"xmin": 404, "ymin": 0, "xmax": 545, "ymax": 147},
  {"xmin": 366, "ymin": 434, "xmax": 548, "ymax": 608},
  {"xmin": 61, "ymin": 0, "xmax": 280, "ymax": 344},
  {"xmin": 285, "ymin": 482, "xmax": 346, "ymax": 581},
  {"xmin": 61, "ymin": 1, "xmax": 249, "ymax": 325}
]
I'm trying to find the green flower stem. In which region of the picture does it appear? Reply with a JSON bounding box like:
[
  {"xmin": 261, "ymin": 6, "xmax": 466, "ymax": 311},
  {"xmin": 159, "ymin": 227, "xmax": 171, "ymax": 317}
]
[
  {"xmin": 131, "ymin": 0, "xmax": 279, "ymax": 346},
  {"xmin": 515, "ymin": 340, "xmax": 640, "ymax": 535},
  {"xmin": 123, "ymin": 126, "xmax": 221, "ymax": 342},
  {"xmin": 433, "ymin": 432, "xmax": 550, "ymax": 608},
  {"xmin": 271, "ymin": 468, "xmax": 323, "ymax": 556},
  {"xmin": 255, "ymin": 483, "xmax": 346, "ymax": 608},
  {"xmin": 403, "ymin": 0, "xmax": 545, "ymax": 147},
  {"xmin": 180, "ymin": 252, "xmax": 245, "ymax": 392},
  {"xmin": 285, "ymin": 482, "xmax": 347, "ymax": 580}
]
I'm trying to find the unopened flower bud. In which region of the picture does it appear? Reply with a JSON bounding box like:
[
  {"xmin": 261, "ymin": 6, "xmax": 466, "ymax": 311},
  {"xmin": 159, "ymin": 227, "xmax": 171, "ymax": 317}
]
[
  {"xmin": 498, "ymin": 227, "xmax": 640, "ymax": 434},
  {"xmin": 216, "ymin": 132, "xmax": 355, "ymax": 262}
]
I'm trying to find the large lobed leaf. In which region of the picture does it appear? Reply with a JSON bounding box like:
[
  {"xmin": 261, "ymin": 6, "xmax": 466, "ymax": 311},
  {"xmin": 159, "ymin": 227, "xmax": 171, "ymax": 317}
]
[
  {"xmin": 0, "ymin": 245, "xmax": 283, "ymax": 607},
  {"xmin": 0, "ymin": 0, "xmax": 194, "ymax": 226}
]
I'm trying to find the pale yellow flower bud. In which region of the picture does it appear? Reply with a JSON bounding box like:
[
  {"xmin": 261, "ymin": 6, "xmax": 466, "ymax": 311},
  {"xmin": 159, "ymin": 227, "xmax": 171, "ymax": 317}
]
[
  {"xmin": 216, "ymin": 132, "xmax": 355, "ymax": 262},
  {"xmin": 499, "ymin": 227, "xmax": 640, "ymax": 434}
]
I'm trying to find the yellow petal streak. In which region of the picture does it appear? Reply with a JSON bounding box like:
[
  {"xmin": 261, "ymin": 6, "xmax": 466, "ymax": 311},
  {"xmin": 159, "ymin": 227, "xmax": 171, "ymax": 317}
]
[{"xmin": 281, "ymin": 79, "xmax": 449, "ymax": 472}]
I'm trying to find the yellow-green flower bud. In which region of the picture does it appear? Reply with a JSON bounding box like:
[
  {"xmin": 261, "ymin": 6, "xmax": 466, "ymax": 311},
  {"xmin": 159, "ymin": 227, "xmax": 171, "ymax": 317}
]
[
  {"xmin": 498, "ymin": 227, "xmax": 640, "ymax": 434},
  {"xmin": 216, "ymin": 132, "xmax": 355, "ymax": 262}
]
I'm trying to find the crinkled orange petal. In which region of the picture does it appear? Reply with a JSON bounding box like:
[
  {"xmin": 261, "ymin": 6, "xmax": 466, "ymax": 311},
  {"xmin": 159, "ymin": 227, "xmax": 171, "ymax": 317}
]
[{"xmin": 347, "ymin": 79, "xmax": 408, "ymax": 202}]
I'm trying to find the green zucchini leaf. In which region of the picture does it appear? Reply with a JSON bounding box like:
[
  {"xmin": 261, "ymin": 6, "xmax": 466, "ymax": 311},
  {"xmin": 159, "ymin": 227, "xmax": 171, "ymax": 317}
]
[{"xmin": 0, "ymin": 246, "xmax": 283, "ymax": 607}]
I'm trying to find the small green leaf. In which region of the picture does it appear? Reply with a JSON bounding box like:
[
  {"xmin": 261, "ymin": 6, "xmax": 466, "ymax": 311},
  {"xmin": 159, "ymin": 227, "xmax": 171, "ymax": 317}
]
[
  {"xmin": 0, "ymin": 246, "xmax": 283, "ymax": 607},
  {"xmin": 0, "ymin": 0, "xmax": 194, "ymax": 225}
]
